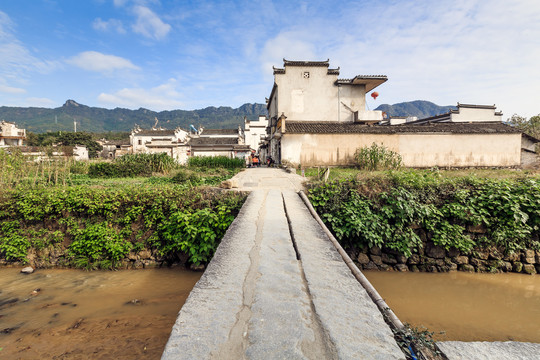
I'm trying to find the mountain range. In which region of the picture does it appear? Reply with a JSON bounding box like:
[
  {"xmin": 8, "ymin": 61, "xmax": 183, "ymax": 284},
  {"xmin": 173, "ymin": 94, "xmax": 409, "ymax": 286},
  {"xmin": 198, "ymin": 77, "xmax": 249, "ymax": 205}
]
[
  {"xmin": 0, "ymin": 100, "xmax": 455, "ymax": 133},
  {"xmin": 374, "ymin": 100, "xmax": 456, "ymax": 118}
]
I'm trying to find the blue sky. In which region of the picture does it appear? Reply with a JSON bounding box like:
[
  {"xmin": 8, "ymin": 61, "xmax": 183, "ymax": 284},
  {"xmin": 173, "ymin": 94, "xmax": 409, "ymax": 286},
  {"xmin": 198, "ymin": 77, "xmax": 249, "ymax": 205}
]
[{"xmin": 1, "ymin": 0, "xmax": 539, "ymax": 117}]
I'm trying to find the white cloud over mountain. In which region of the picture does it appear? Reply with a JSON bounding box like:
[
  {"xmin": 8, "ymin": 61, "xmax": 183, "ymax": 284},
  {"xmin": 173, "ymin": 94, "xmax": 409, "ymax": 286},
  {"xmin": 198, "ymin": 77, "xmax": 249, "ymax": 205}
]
[{"xmin": 67, "ymin": 51, "xmax": 140, "ymax": 73}]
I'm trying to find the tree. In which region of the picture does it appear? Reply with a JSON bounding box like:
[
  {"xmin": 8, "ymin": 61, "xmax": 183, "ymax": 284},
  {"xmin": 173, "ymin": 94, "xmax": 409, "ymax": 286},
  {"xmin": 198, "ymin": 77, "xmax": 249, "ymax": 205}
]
[
  {"xmin": 507, "ymin": 114, "xmax": 540, "ymax": 139},
  {"xmin": 57, "ymin": 132, "xmax": 102, "ymax": 158}
]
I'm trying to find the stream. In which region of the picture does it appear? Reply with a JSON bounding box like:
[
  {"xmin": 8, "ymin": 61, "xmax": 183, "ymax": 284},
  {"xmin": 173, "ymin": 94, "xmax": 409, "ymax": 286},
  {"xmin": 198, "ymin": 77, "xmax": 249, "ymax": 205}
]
[
  {"xmin": 0, "ymin": 267, "xmax": 202, "ymax": 359},
  {"xmin": 364, "ymin": 271, "xmax": 540, "ymax": 343}
]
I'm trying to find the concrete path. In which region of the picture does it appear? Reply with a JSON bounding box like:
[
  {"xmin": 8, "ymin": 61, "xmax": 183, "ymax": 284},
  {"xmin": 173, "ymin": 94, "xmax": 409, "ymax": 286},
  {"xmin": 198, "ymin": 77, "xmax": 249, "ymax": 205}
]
[
  {"xmin": 231, "ymin": 167, "xmax": 306, "ymax": 191},
  {"xmin": 162, "ymin": 169, "xmax": 405, "ymax": 359}
]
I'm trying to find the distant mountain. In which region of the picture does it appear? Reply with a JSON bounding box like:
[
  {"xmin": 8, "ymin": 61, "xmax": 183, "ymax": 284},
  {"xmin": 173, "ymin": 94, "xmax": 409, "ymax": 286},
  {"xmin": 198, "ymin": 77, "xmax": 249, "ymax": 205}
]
[
  {"xmin": 375, "ymin": 100, "xmax": 456, "ymax": 119},
  {"xmin": 0, "ymin": 100, "xmax": 268, "ymax": 133}
]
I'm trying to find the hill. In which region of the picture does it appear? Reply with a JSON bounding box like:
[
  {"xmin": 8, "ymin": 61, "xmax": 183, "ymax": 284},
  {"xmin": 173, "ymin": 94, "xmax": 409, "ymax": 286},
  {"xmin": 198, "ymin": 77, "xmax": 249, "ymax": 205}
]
[
  {"xmin": 0, "ymin": 100, "xmax": 268, "ymax": 133},
  {"xmin": 375, "ymin": 100, "xmax": 456, "ymax": 118},
  {"xmin": 1, "ymin": 100, "xmax": 456, "ymax": 133}
]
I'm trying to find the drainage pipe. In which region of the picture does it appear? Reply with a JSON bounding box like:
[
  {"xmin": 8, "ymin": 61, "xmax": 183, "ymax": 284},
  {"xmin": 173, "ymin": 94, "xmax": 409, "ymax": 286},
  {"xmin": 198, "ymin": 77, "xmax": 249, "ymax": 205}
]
[{"xmin": 298, "ymin": 190, "xmax": 404, "ymax": 331}]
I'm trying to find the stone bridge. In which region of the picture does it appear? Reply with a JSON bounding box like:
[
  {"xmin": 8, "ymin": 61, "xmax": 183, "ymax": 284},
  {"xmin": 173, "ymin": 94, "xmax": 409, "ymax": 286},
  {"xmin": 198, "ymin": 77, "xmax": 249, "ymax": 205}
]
[{"xmin": 161, "ymin": 168, "xmax": 539, "ymax": 360}]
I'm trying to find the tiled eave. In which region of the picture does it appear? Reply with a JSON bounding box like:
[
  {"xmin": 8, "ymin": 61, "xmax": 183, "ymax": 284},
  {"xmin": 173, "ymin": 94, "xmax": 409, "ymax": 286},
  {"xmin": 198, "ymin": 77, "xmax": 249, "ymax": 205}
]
[
  {"xmin": 284, "ymin": 121, "xmax": 522, "ymax": 135},
  {"xmin": 336, "ymin": 75, "xmax": 388, "ymax": 92}
]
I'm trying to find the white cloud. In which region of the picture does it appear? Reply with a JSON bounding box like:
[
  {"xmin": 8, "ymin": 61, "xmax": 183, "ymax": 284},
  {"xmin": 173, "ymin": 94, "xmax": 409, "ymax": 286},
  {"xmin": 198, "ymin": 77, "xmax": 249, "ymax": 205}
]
[
  {"xmin": 25, "ymin": 97, "xmax": 55, "ymax": 107},
  {"xmin": 67, "ymin": 51, "xmax": 140, "ymax": 73},
  {"xmin": 0, "ymin": 11, "xmax": 57, "ymax": 82},
  {"xmin": 97, "ymin": 78, "xmax": 183, "ymax": 110},
  {"xmin": 257, "ymin": 0, "xmax": 540, "ymax": 117},
  {"xmin": 113, "ymin": 0, "xmax": 129, "ymax": 7},
  {"xmin": 92, "ymin": 18, "xmax": 126, "ymax": 34},
  {"xmin": 0, "ymin": 83, "xmax": 26, "ymax": 94},
  {"xmin": 260, "ymin": 31, "xmax": 317, "ymax": 76},
  {"xmin": 131, "ymin": 5, "xmax": 171, "ymax": 40}
]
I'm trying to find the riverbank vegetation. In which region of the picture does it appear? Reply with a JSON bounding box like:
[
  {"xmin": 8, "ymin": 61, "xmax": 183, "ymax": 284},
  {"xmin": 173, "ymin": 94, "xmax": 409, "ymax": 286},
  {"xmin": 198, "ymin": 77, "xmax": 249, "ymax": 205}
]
[
  {"xmin": 0, "ymin": 151, "xmax": 246, "ymax": 269},
  {"xmin": 307, "ymin": 168, "xmax": 540, "ymax": 273}
]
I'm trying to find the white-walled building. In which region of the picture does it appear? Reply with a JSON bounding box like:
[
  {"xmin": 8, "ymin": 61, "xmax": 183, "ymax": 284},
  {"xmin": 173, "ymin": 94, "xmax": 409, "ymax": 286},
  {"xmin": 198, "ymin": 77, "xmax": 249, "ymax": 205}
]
[
  {"xmin": 0, "ymin": 120, "xmax": 26, "ymax": 147},
  {"xmin": 408, "ymin": 103, "xmax": 503, "ymax": 124},
  {"xmin": 265, "ymin": 59, "xmax": 530, "ymax": 168},
  {"xmin": 244, "ymin": 115, "xmax": 268, "ymax": 152},
  {"xmin": 129, "ymin": 126, "xmax": 190, "ymax": 164},
  {"xmin": 190, "ymin": 127, "xmax": 250, "ymax": 159}
]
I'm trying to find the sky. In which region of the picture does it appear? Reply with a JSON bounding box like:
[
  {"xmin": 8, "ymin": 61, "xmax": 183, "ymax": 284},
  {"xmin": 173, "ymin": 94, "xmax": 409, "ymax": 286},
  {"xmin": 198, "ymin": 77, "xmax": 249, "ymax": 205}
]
[{"xmin": 1, "ymin": 0, "xmax": 539, "ymax": 118}]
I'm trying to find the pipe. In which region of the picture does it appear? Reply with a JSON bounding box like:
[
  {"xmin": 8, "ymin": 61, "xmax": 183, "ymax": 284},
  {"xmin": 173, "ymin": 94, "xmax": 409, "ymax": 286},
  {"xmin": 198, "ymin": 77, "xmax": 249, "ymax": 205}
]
[{"xmin": 298, "ymin": 190, "xmax": 404, "ymax": 330}]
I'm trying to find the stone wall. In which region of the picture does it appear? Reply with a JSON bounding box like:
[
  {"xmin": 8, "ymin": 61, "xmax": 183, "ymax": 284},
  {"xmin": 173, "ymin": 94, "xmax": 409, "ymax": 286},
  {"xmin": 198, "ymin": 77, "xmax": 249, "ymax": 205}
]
[
  {"xmin": 0, "ymin": 247, "xmax": 184, "ymax": 270},
  {"xmin": 353, "ymin": 227, "xmax": 539, "ymax": 275}
]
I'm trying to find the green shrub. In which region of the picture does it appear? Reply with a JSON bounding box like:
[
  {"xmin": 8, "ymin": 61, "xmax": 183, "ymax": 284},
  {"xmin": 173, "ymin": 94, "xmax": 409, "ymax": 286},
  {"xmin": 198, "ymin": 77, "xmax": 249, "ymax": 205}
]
[
  {"xmin": 88, "ymin": 161, "xmax": 151, "ymax": 178},
  {"xmin": 88, "ymin": 153, "xmax": 177, "ymax": 178},
  {"xmin": 354, "ymin": 143, "xmax": 402, "ymax": 170},
  {"xmin": 0, "ymin": 221, "xmax": 30, "ymax": 261},
  {"xmin": 309, "ymin": 171, "xmax": 540, "ymax": 256},
  {"xmin": 0, "ymin": 183, "xmax": 247, "ymax": 268},
  {"xmin": 156, "ymin": 206, "xmax": 235, "ymax": 265},
  {"xmin": 171, "ymin": 168, "xmax": 201, "ymax": 184},
  {"xmin": 188, "ymin": 156, "xmax": 245, "ymax": 169},
  {"xmin": 68, "ymin": 222, "xmax": 132, "ymax": 267},
  {"xmin": 117, "ymin": 153, "xmax": 177, "ymax": 173},
  {"xmin": 69, "ymin": 161, "xmax": 89, "ymax": 174}
]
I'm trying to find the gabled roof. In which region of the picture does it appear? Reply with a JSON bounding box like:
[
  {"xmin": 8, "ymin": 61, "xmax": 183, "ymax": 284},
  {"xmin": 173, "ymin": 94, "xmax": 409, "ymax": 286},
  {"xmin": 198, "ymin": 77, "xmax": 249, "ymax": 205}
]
[
  {"xmin": 200, "ymin": 129, "xmax": 238, "ymax": 136},
  {"xmin": 273, "ymin": 60, "xmax": 340, "ymax": 75},
  {"xmin": 409, "ymin": 103, "xmax": 503, "ymax": 124},
  {"xmin": 283, "ymin": 59, "xmax": 330, "ymax": 67},
  {"xmin": 284, "ymin": 121, "xmax": 521, "ymax": 135},
  {"xmin": 336, "ymin": 75, "xmax": 388, "ymax": 92},
  {"xmin": 521, "ymin": 132, "xmax": 540, "ymax": 143},
  {"xmin": 190, "ymin": 137, "xmax": 239, "ymax": 145},
  {"xmin": 135, "ymin": 129, "xmax": 175, "ymax": 136},
  {"xmin": 102, "ymin": 139, "xmax": 130, "ymax": 146}
]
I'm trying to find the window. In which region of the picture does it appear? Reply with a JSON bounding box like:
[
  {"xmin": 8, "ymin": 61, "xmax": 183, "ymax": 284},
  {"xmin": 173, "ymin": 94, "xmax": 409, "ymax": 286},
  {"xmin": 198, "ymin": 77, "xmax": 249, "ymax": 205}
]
[{"xmin": 303, "ymin": 71, "xmax": 310, "ymax": 79}]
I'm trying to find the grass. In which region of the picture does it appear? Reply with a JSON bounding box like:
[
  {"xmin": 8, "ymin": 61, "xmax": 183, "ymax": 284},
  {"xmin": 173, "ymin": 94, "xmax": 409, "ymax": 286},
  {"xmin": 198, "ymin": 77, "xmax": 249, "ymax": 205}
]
[
  {"xmin": 299, "ymin": 166, "xmax": 540, "ymax": 184},
  {"xmin": 0, "ymin": 148, "xmax": 243, "ymax": 191}
]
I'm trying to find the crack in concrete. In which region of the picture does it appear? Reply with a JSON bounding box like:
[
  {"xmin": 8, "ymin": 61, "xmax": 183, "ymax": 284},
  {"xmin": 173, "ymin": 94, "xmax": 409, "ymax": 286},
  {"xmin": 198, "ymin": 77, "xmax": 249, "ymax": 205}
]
[
  {"xmin": 212, "ymin": 190, "xmax": 267, "ymax": 360},
  {"xmin": 282, "ymin": 193, "xmax": 339, "ymax": 360}
]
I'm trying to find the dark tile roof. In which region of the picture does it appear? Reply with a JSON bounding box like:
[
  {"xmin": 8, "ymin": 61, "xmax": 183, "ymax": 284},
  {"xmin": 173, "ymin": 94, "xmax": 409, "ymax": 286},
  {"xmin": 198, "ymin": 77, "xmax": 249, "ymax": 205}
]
[
  {"xmin": 103, "ymin": 139, "xmax": 130, "ymax": 145},
  {"xmin": 284, "ymin": 121, "xmax": 522, "ymax": 135},
  {"xmin": 200, "ymin": 129, "xmax": 238, "ymax": 136},
  {"xmin": 283, "ymin": 59, "xmax": 330, "ymax": 67},
  {"xmin": 327, "ymin": 68, "xmax": 340, "ymax": 75},
  {"xmin": 190, "ymin": 137, "xmax": 239, "ymax": 145},
  {"xmin": 135, "ymin": 129, "xmax": 175, "ymax": 136},
  {"xmin": 336, "ymin": 75, "xmax": 388, "ymax": 83},
  {"xmin": 522, "ymin": 132, "xmax": 540, "ymax": 143}
]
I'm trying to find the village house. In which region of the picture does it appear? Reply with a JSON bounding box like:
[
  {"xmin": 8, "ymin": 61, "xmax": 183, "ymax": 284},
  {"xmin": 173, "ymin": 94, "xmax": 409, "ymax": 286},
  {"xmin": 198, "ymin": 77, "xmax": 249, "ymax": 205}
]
[
  {"xmin": 16, "ymin": 145, "xmax": 89, "ymax": 161},
  {"xmin": 189, "ymin": 126, "xmax": 251, "ymax": 159},
  {"xmin": 266, "ymin": 59, "xmax": 531, "ymax": 168},
  {"xmin": 244, "ymin": 115, "xmax": 269, "ymax": 153},
  {"xmin": 128, "ymin": 125, "xmax": 190, "ymax": 164},
  {"xmin": 98, "ymin": 139, "xmax": 131, "ymax": 159},
  {"xmin": 0, "ymin": 120, "xmax": 26, "ymax": 147}
]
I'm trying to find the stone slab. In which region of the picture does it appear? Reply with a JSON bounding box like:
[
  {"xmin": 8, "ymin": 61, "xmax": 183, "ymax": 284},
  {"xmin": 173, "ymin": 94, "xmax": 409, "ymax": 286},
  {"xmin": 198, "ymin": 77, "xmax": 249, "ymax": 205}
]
[
  {"xmin": 161, "ymin": 190, "xmax": 264, "ymax": 359},
  {"xmin": 282, "ymin": 190, "xmax": 405, "ymax": 360},
  {"xmin": 438, "ymin": 341, "xmax": 540, "ymax": 360},
  {"xmin": 245, "ymin": 189, "xmax": 317, "ymax": 359}
]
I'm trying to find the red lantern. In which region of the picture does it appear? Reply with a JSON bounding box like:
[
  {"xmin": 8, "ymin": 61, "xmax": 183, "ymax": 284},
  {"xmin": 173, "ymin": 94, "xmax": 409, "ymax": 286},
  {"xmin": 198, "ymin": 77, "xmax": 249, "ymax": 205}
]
[{"xmin": 371, "ymin": 92, "xmax": 379, "ymax": 100}]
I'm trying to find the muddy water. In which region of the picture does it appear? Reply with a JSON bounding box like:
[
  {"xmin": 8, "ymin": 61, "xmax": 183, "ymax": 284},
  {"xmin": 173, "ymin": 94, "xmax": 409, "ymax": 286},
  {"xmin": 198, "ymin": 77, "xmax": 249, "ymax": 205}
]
[
  {"xmin": 364, "ymin": 271, "xmax": 540, "ymax": 343},
  {"xmin": 0, "ymin": 268, "xmax": 201, "ymax": 359}
]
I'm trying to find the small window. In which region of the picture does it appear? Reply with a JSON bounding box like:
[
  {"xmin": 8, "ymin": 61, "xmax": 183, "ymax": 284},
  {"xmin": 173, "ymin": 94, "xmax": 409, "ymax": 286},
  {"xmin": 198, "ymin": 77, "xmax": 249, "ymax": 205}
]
[
  {"xmin": 138, "ymin": 139, "xmax": 142, "ymax": 145},
  {"xmin": 303, "ymin": 72, "xmax": 310, "ymax": 79}
]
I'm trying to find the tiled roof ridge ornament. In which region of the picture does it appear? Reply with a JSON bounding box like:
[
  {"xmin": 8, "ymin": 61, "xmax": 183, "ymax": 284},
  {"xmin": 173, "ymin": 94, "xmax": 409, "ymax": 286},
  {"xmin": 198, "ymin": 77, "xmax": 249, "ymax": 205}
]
[{"xmin": 282, "ymin": 59, "xmax": 331, "ymax": 67}]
